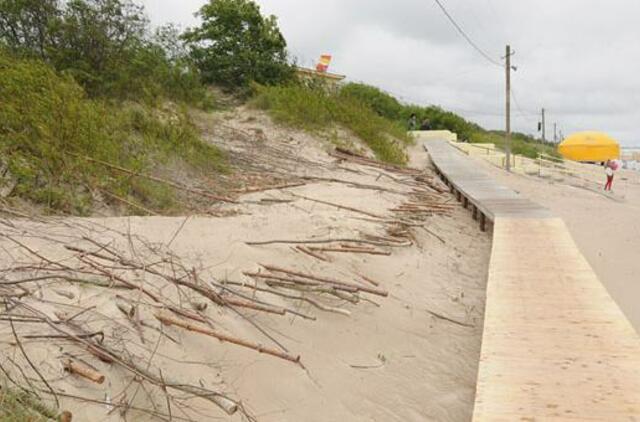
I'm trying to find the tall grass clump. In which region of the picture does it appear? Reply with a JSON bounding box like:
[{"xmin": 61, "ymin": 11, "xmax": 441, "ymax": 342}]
[
  {"xmin": 253, "ymin": 83, "xmax": 411, "ymax": 165},
  {"xmin": 0, "ymin": 50, "xmax": 225, "ymax": 215}
]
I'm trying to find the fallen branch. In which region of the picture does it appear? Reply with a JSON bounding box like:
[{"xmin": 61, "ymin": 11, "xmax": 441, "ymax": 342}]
[
  {"xmin": 294, "ymin": 246, "xmax": 329, "ymax": 262},
  {"xmin": 99, "ymin": 188, "xmax": 157, "ymax": 215},
  {"xmin": 68, "ymin": 153, "xmax": 236, "ymax": 203},
  {"xmin": 308, "ymin": 246, "xmax": 391, "ymax": 256},
  {"xmin": 289, "ymin": 193, "xmax": 385, "ymax": 219},
  {"xmin": 223, "ymin": 281, "xmax": 351, "ymax": 317},
  {"xmin": 260, "ymin": 264, "xmax": 388, "ymax": 297},
  {"xmin": 247, "ymin": 238, "xmax": 406, "ymax": 247},
  {"xmin": 64, "ymin": 359, "xmax": 105, "ymax": 384},
  {"xmin": 155, "ymin": 311, "xmax": 300, "ymax": 364}
]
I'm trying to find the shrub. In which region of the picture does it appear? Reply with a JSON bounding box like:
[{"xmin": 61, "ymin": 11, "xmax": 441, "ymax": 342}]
[
  {"xmin": 0, "ymin": 50, "xmax": 225, "ymax": 214},
  {"xmin": 340, "ymin": 83, "xmax": 404, "ymax": 121},
  {"xmin": 0, "ymin": 0, "xmax": 210, "ymax": 104},
  {"xmin": 253, "ymin": 83, "xmax": 411, "ymax": 165}
]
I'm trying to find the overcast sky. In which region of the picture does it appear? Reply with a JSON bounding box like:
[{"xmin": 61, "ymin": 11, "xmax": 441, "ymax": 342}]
[{"xmin": 141, "ymin": 0, "xmax": 640, "ymax": 146}]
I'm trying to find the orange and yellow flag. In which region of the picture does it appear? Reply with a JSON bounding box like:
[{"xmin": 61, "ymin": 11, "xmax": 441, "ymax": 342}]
[{"xmin": 316, "ymin": 54, "xmax": 332, "ymax": 73}]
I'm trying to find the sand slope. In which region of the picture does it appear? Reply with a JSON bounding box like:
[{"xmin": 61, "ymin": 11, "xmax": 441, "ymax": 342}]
[{"xmin": 0, "ymin": 134, "xmax": 491, "ymax": 421}]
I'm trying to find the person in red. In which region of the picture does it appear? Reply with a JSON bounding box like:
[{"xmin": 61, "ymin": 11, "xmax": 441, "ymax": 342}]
[{"xmin": 604, "ymin": 160, "xmax": 615, "ymax": 191}]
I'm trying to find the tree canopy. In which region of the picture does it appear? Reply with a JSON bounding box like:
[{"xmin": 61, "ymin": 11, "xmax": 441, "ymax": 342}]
[
  {"xmin": 0, "ymin": 0, "xmax": 205, "ymax": 102},
  {"xmin": 183, "ymin": 0, "xmax": 294, "ymax": 88}
]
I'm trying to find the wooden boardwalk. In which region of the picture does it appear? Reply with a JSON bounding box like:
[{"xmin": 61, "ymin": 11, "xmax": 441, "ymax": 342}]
[{"xmin": 425, "ymin": 140, "xmax": 640, "ymax": 421}]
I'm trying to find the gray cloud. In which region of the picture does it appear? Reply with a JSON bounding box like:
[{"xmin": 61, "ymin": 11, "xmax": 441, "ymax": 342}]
[{"xmin": 140, "ymin": 0, "xmax": 640, "ymax": 146}]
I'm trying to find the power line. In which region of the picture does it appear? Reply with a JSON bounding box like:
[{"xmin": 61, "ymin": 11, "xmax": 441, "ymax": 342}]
[
  {"xmin": 431, "ymin": 0, "xmax": 502, "ymax": 67},
  {"xmin": 510, "ymin": 87, "xmax": 538, "ymax": 123}
]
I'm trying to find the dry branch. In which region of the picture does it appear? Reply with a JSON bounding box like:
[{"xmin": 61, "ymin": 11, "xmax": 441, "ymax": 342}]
[
  {"xmin": 69, "ymin": 154, "xmax": 236, "ymax": 203},
  {"xmin": 290, "ymin": 193, "xmax": 385, "ymax": 219},
  {"xmin": 308, "ymin": 246, "xmax": 391, "ymax": 256},
  {"xmin": 155, "ymin": 311, "xmax": 300, "ymax": 364},
  {"xmin": 64, "ymin": 359, "xmax": 105, "ymax": 384},
  {"xmin": 295, "ymin": 246, "xmax": 329, "ymax": 262},
  {"xmin": 260, "ymin": 264, "xmax": 388, "ymax": 297}
]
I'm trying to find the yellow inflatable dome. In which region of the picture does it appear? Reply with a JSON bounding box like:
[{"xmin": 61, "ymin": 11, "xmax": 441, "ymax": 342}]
[{"xmin": 558, "ymin": 132, "xmax": 620, "ymax": 162}]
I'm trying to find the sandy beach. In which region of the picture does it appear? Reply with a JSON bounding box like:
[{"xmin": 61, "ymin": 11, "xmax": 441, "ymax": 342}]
[
  {"xmin": 469, "ymin": 155, "xmax": 640, "ymax": 332},
  {"xmin": 0, "ymin": 134, "xmax": 491, "ymax": 421}
]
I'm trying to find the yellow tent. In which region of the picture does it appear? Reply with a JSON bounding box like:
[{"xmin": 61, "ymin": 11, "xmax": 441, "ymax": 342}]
[{"xmin": 558, "ymin": 131, "xmax": 620, "ymax": 162}]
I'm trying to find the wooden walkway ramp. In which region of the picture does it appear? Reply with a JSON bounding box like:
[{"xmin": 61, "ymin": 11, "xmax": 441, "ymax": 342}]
[{"xmin": 425, "ymin": 140, "xmax": 640, "ymax": 421}]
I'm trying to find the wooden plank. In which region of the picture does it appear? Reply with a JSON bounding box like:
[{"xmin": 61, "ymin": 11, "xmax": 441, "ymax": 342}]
[
  {"xmin": 475, "ymin": 218, "xmax": 640, "ymax": 421},
  {"xmin": 422, "ymin": 140, "xmax": 640, "ymax": 420},
  {"xmin": 425, "ymin": 141, "xmax": 552, "ymax": 220}
]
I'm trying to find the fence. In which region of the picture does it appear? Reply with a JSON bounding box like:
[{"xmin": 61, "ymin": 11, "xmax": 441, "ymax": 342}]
[{"xmin": 450, "ymin": 142, "xmax": 637, "ymax": 198}]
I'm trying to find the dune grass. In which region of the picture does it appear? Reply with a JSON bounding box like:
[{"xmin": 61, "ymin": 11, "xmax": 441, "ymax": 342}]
[
  {"xmin": 0, "ymin": 50, "xmax": 226, "ymax": 215},
  {"xmin": 0, "ymin": 386, "xmax": 57, "ymax": 421},
  {"xmin": 252, "ymin": 83, "xmax": 412, "ymax": 165}
]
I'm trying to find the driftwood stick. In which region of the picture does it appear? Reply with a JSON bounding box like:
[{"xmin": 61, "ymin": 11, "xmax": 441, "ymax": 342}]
[
  {"xmin": 359, "ymin": 275, "xmax": 381, "ymax": 287},
  {"xmin": 308, "ymin": 247, "xmax": 391, "ymax": 256},
  {"xmin": 289, "ymin": 193, "xmax": 385, "ymax": 219},
  {"xmin": 69, "ymin": 154, "xmax": 236, "ymax": 203},
  {"xmin": 64, "ymin": 359, "xmax": 105, "ymax": 384},
  {"xmin": 247, "ymin": 237, "xmax": 409, "ymax": 247},
  {"xmin": 234, "ymin": 182, "xmax": 306, "ymax": 194},
  {"xmin": 223, "ymin": 281, "xmax": 351, "ymax": 317},
  {"xmin": 155, "ymin": 311, "xmax": 300, "ymax": 364},
  {"xmin": 67, "ymin": 245, "xmax": 284, "ymax": 315},
  {"xmin": 295, "ymin": 246, "xmax": 329, "ymax": 262},
  {"xmin": 99, "ymin": 189, "xmax": 157, "ymax": 215},
  {"xmin": 260, "ymin": 264, "xmax": 389, "ymax": 297},
  {"xmin": 300, "ymin": 176, "xmax": 406, "ymax": 195}
]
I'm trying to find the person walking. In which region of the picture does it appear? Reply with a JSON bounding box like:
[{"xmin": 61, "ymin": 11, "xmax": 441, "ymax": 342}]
[
  {"xmin": 408, "ymin": 113, "xmax": 418, "ymax": 131},
  {"xmin": 604, "ymin": 160, "xmax": 614, "ymax": 191}
]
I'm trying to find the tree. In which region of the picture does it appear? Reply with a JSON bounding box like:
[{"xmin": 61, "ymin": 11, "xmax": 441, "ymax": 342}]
[
  {"xmin": 183, "ymin": 0, "xmax": 294, "ymax": 88},
  {"xmin": 0, "ymin": 0, "xmax": 206, "ymax": 102},
  {"xmin": 0, "ymin": 0, "xmax": 61, "ymax": 59}
]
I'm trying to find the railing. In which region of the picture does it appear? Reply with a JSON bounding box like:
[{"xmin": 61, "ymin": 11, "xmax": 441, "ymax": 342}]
[{"xmin": 451, "ymin": 142, "xmax": 635, "ymax": 197}]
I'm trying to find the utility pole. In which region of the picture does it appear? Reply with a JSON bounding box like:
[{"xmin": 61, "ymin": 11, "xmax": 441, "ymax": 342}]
[
  {"xmin": 505, "ymin": 45, "xmax": 512, "ymax": 171},
  {"xmin": 541, "ymin": 108, "xmax": 546, "ymax": 143},
  {"xmin": 553, "ymin": 123, "xmax": 557, "ymax": 143}
]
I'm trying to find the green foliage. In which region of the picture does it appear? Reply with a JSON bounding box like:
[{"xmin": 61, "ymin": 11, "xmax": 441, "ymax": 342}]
[
  {"xmin": 0, "ymin": 0, "xmax": 210, "ymax": 104},
  {"xmin": 253, "ymin": 83, "xmax": 411, "ymax": 165},
  {"xmin": 340, "ymin": 82, "xmax": 557, "ymax": 159},
  {"xmin": 0, "ymin": 50, "xmax": 225, "ymax": 215},
  {"xmin": 183, "ymin": 0, "xmax": 294, "ymax": 88},
  {"xmin": 340, "ymin": 83, "xmax": 404, "ymax": 121}
]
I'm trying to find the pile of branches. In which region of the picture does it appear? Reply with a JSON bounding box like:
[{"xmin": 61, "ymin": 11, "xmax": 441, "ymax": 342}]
[{"xmin": 0, "ymin": 215, "xmax": 400, "ymax": 420}]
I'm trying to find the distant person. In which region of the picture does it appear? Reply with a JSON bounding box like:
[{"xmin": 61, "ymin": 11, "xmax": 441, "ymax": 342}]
[
  {"xmin": 408, "ymin": 113, "xmax": 417, "ymax": 131},
  {"xmin": 420, "ymin": 118, "xmax": 432, "ymax": 131},
  {"xmin": 604, "ymin": 160, "xmax": 615, "ymax": 191}
]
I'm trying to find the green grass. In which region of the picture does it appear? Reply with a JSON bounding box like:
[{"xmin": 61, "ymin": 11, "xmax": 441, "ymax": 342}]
[
  {"xmin": 338, "ymin": 82, "xmax": 560, "ymax": 160},
  {"xmin": 0, "ymin": 49, "xmax": 226, "ymax": 215},
  {"xmin": 0, "ymin": 386, "xmax": 57, "ymax": 421},
  {"xmin": 252, "ymin": 83, "xmax": 412, "ymax": 165},
  {"xmin": 470, "ymin": 130, "xmax": 560, "ymax": 159}
]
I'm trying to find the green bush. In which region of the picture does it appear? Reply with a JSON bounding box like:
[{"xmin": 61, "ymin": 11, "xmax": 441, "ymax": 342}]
[
  {"xmin": 338, "ymin": 82, "xmax": 559, "ymax": 159},
  {"xmin": 0, "ymin": 0, "xmax": 211, "ymax": 105},
  {"xmin": 184, "ymin": 0, "xmax": 294, "ymax": 89},
  {"xmin": 253, "ymin": 83, "xmax": 411, "ymax": 165},
  {"xmin": 340, "ymin": 83, "xmax": 404, "ymax": 121},
  {"xmin": 0, "ymin": 50, "xmax": 225, "ymax": 215}
]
